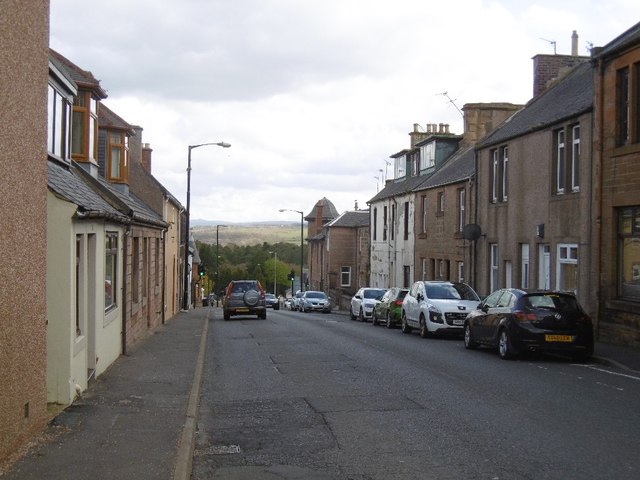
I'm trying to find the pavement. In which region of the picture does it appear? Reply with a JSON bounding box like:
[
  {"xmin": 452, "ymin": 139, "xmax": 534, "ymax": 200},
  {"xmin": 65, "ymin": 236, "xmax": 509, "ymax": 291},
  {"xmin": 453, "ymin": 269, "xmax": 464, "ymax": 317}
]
[{"xmin": 1, "ymin": 306, "xmax": 639, "ymax": 479}]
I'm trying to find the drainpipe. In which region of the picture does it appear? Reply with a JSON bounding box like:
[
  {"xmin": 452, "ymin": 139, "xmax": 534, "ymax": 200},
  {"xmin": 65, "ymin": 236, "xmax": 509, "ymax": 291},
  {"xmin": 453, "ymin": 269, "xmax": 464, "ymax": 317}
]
[
  {"xmin": 473, "ymin": 150, "xmax": 479, "ymax": 291},
  {"xmin": 592, "ymin": 56, "xmax": 604, "ymax": 339}
]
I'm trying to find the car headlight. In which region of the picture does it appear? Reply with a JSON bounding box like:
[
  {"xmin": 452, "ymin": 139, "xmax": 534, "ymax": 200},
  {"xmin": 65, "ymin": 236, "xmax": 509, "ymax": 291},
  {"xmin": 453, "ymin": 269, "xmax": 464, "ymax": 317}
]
[{"xmin": 428, "ymin": 304, "xmax": 444, "ymax": 323}]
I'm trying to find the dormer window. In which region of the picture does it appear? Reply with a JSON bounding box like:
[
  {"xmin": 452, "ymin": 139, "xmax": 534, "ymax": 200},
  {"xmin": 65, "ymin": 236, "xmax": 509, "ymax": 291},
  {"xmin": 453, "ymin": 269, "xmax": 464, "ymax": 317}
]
[
  {"xmin": 47, "ymin": 83, "xmax": 72, "ymax": 161},
  {"xmin": 422, "ymin": 142, "xmax": 435, "ymax": 169},
  {"xmin": 72, "ymin": 91, "xmax": 98, "ymax": 163},
  {"xmin": 107, "ymin": 131, "xmax": 128, "ymax": 182}
]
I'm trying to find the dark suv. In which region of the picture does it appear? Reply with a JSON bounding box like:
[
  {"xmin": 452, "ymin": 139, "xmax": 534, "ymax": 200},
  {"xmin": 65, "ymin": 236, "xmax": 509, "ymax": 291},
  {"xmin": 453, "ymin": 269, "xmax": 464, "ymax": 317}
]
[{"xmin": 223, "ymin": 280, "xmax": 267, "ymax": 320}]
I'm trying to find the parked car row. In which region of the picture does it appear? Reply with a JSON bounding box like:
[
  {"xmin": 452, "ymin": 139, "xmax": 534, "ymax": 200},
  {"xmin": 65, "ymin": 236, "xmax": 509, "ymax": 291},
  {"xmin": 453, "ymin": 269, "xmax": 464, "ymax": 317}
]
[{"xmin": 349, "ymin": 281, "xmax": 594, "ymax": 362}]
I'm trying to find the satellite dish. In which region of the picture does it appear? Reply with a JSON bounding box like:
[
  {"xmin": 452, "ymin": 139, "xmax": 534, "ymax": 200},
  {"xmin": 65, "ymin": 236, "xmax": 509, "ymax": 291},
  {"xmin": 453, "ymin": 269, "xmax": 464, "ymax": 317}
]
[{"xmin": 462, "ymin": 224, "xmax": 482, "ymax": 241}]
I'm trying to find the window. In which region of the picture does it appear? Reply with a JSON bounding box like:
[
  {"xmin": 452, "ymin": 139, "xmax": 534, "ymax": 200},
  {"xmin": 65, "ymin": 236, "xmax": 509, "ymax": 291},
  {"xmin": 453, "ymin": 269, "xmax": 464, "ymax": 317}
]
[
  {"xmin": 501, "ymin": 147, "xmax": 508, "ymax": 201},
  {"xmin": 521, "ymin": 244, "xmax": 530, "ymax": 289},
  {"xmin": 457, "ymin": 262, "xmax": 464, "ymax": 283},
  {"xmin": 421, "ymin": 195, "xmax": 428, "ymax": 233},
  {"xmin": 421, "ymin": 258, "xmax": 428, "ymax": 280},
  {"xmin": 557, "ymin": 244, "xmax": 578, "ymax": 293},
  {"xmin": 395, "ymin": 155, "xmax": 406, "ymax": 178},
  {"xmin": 403, "ymin": 202, "xmax": 409, "ymax": 240},
  {"xmin": 490, "ymin": 147, "xmax": 508, "ymax": 202},
  {"xmin": 571, "ymin": 125, "xmax": 580, "ymax": 191},
  {"xmin": 341, "ymin": 266, "xmax": 351, "ymax": 287},
  {"xmin": 422, "ymin": 142, "xmax": 435, "ymax": 169},
  {"xmin": 616, "ymin": 67, "xmax": 629, "ymax": 146},
  {"xmin": 372, "ymin": 208, "xmax": 377, "ymax": 241},
  {"xmin": 47, "ymin": 83, "xmax": 72, "ymax": 160},
  {"xmin": 108, "ymin": 131, "xmax": 128, "ymax": 182},
  {"xmin": 391, "ymin": 204, "xmax": 395, "ymax": 240},
  {"xmin": 437, "ymin": 192, "xmax": 445, "ymax": 214},
  {"xmin": 105, "ymin": 232, "xmax": 118, "ymax": 309},
  {"xmin": 491, "ymin": 149, "xmax": 499, "ymax": 203},
  {"xmin": 457, "ymin": 188, "xmax": 466, "ymax": 232},
  {"xmin": 490, "ymin": 244, "xmax": 499, "ymax": 292},
  {"xmin": 403, "ymin": 265, "xmax": 411, "ymax": 288},
  {"xmin": 555, "ymin": 129, "xmax": 566, "ymax": 193},
  {"xmin": 383, "ymin": 206, "xmax": 388, "ymax": 241},
  {"xmin": 618, "ymin": 207, "xmax": 640, "ymax": 300},
  {"xmin": 72, "ymin": 91, "xmax": 98, "ymax": 162}
]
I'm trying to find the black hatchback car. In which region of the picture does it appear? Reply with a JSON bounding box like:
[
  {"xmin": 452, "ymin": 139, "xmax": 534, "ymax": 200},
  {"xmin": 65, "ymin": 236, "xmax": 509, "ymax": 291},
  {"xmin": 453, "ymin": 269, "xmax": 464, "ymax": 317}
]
[{"xmin": 463, "ymin": 289, "xmax": 593, "ymax": 361}]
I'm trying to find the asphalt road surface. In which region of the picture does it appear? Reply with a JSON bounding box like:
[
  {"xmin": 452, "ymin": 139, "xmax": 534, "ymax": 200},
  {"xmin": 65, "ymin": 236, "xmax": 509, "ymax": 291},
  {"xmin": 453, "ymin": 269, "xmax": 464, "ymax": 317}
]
[{"xmin": 192, "ymin": 308, "xmax": 640, "ymax": 480}]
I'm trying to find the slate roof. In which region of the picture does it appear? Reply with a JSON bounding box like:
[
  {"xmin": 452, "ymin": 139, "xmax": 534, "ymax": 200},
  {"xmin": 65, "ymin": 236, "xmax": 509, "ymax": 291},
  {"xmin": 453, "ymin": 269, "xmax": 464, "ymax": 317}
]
[
  {"xmin": 49, "ymin": 49, "xmax": 107, "ymax": 98},
  {"xmin": 305, "ymin": 197, "xmax": 339, "ymax": 221},
  {"xmin": 477, "ymin": 60, "xmax": 593, "ymax": 149},
  {"xmin": 89, "ymin": 171, "xmax": 167, "ymax": 227},
  {"xmin": 326, "ymin": 210, "xmax": 370, "ymax": 228},
  {"xmin": 99, "ymin": 103, "xmax": 136, "ymax": 134},
  {"xmin": 413, "ymin": 146, "xmax": 475, "ymax": 191},
  {"xmin": 368, "ymin": 174, "xmax": 427, "ymax": 204},
  {"xmin": 48, "ymin": 160, "xmax": 128, "ymax": 222},
  {"xmin": 595, "ymin": 21, "xmax": 640, "ymax": 58}
]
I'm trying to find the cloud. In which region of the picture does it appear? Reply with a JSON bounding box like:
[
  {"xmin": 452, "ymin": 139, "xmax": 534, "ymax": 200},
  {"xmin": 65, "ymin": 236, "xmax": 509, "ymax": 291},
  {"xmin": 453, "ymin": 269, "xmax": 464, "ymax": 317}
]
[{"xmin": 50, "ymin": 0, "xmax": 640, "ymax": 222}]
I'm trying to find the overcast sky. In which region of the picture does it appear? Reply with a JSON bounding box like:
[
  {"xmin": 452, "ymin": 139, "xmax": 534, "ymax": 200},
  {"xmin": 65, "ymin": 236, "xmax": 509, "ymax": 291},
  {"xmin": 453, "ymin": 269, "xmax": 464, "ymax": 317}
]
[{"xmin": 50, "ymin": 0, "xmax": 638, "ymax": 223}]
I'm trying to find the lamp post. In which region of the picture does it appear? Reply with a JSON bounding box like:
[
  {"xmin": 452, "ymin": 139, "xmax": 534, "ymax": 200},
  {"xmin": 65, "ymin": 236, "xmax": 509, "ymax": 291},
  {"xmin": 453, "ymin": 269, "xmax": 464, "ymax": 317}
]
[
  {"xmin": 216, "ymin": 224, "xmax": 228, "ymax": 306},
  {"xmin": 182, "ymin": 141, "xmax": 231, "ymax": 311},
  {"xmin": 269, "ymin": 250, "xmax": 277, "ymax": 295},
  {"xmin": 279, "ymin": 208, "xmax": 304, "ymax": 293}
]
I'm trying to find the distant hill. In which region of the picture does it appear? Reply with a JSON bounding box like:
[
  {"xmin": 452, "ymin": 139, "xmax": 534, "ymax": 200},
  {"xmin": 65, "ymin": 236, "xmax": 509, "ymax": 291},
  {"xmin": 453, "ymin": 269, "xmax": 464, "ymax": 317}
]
[
  {"xmin": 191, "ymin": 219, "xmax": 299, "ymax": 227},
  {"xmin": 191, "ymin": 223, "xmax": 303, "ymax": 246}
]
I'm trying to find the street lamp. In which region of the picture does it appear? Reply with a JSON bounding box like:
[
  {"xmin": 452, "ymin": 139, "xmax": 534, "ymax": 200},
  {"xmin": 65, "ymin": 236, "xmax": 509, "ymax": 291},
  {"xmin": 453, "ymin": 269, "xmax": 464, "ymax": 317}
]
[
  {"xmin": 279, "ymin": 208, "xmax": 304, "ymax": 293},
  {"xmin": 182, "ymin": 141, "xmax": 231, "ymax": 311},
  {"xmin": 216, "ymin": 224, "xmax": 228, "ymax": 306}
]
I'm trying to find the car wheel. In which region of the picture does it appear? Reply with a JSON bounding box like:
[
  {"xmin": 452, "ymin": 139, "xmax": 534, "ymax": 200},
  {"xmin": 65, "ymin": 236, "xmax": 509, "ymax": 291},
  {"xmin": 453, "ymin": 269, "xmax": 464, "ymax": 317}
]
[
  {"xmin": 371, "ymin": 310, "xmax": 378, "ymax": 326},
  {"xmin": 223, "ymin": 311, "xmax": 230, "ymax": 321},
  {"xmin": 350, "ymin": 306, "xmax": 357, "ymax": 320},
  {"xmin": 259, "ymin": 311, "xmax": 267, "ymax": 320},
  {"xmin": 358, "ymin": 308, "xmax": 365, "ymax": 322},
  {"xmin": 401, "ymin": 312, "xmax": 412, "ymax": 334},
  {"xmin": 498, "ymin": 329, "xmax": 515, "ymax": 360},
  {"xmin": 385, "ymin": 311, "xmax": 394, "ymax": 329},
  {"xmin": 463, "ymin": 323, "xmax": 478, "ymax": 349},
  {"xmin": 419, "ymin": 315, "xmax": 429, "ymax": 338}
]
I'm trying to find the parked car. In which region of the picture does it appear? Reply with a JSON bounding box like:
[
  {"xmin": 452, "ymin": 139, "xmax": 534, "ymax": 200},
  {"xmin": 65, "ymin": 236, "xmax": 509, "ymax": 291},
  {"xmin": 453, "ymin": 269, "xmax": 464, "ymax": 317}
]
[
  {"xmin": 284, "ymin": 298, "xmax": 292, "ymax": 310},
  {"xmin": 264, "ymin": 293, "xmax": 279, "ymax": 310},
  {"xmin": 223, "ymin": 280, "xmax": 267, "ymax": 320},
  {"xmin": 350, "ymin": 288, "xmax": 388, "ymax": 322},
  {"xmin": 300, "ymin": 291, "xmax": 332, "ymax": 313},
  {"xmin": 463, "ymin": 288, "xmax": 594, "ymax": 361},
  {"xmin": 291, "ymin": 290, "xmax": 304, "ymax": 311},
  {"xmin": 372, "ymin": 287, "xmax": 409, "ymax": 328},
  {"xmin": 401, "ymin": 281, "xmax": 480, "ymax": 337}
]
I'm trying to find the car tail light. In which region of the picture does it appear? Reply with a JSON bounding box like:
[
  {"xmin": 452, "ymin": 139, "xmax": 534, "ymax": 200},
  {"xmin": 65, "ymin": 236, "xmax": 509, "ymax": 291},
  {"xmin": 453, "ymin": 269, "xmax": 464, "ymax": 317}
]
[
  {"xmin": 514, "ymin": 311, "xmax": 537, "ymax": 322},
  {"xmin": 394, "ymin": 299, "xmax": 403, "ymax": 306}
]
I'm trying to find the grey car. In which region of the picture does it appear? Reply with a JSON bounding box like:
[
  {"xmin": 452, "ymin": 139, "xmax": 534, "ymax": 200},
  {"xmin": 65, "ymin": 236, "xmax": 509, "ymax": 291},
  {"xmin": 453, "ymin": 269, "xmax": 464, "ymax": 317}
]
[
  {"xmin": 223, "ymin": 280, "xmax": 267, "ymax": 320},
  {"xmin": 300, "ymin": 291, "xmax": 331, "ymax": 313}
]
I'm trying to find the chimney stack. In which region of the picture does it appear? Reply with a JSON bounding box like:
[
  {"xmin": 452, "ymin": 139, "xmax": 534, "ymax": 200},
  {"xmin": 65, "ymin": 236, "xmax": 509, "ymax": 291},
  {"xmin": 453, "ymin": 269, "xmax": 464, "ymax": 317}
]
[
  {"xmin": 571, "ymin": 30, "xmax": 578, "ymax": 56},
  {"xmin": 141, "ymin": 143, "xmax": 153, "ymax": 173}
]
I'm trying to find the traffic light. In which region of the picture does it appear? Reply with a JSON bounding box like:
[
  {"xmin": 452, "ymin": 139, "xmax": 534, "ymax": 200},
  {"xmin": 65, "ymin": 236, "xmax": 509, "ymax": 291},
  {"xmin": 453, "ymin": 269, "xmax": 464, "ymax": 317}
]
[
  {"xmin": 198, "ymin": 264, "xmax": 205, "ymax": 277},
  {"xmin": 288, "ymin": 270, "xmax": 295, "ymax": 281}
]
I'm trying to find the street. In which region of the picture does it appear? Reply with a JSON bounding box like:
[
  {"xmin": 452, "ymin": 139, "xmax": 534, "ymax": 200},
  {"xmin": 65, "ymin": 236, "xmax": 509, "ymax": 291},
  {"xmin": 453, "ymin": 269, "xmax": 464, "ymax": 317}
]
[{"xmin": 192, "ymin": 308, "xmax": 640, "ymax": 480}]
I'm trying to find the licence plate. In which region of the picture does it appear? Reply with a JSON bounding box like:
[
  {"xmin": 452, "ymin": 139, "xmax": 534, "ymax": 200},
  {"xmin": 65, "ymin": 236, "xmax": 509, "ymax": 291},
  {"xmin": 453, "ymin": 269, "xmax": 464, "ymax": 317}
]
[
  {"xmin": 545, "ymin": 334, "xmax": 574, "ymax": 343},
  {"xmin": 236, "ymin": 307, "xmax": 249, "ymax": 313},
  {"xmin": 453, "ymin": 319, "xmax": 464, "ymax": 325}
]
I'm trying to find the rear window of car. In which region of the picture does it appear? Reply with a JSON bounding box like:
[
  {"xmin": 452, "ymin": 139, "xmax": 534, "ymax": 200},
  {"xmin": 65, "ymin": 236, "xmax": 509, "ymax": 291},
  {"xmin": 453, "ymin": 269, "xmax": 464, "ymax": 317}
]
[
  {"xmin": 524, "ymin": 293, "xmax": 582, "ymax": 313},
  {"xmin": 397, "ymin": 290, "xmax": 408, "ymax": 300},
  {"xmin": 364, "ymin": 289, "xmax": 387, "ymax": 299}
]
